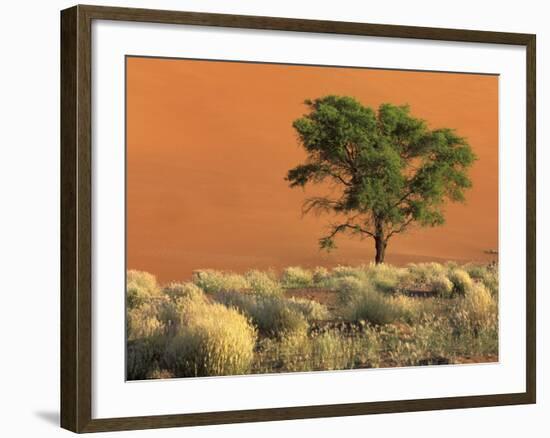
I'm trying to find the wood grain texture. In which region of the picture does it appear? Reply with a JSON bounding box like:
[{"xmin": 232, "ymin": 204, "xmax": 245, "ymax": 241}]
[
  {"xmin": 60, "ymin": 5, "xmax": 78, "ymax": 432},
  {"xmin": 60, "ymin": 4, "xmax": 536, "ymax": 433}
]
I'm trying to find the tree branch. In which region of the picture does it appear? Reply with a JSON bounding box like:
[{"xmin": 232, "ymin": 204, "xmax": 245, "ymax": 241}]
[
  {"xmin": 326, "ymin": 221, "xmax": 375, "ymax": 240},
  {"xmin": 386, "ymin": 216, "xmax": 414, "ymax": 240}
]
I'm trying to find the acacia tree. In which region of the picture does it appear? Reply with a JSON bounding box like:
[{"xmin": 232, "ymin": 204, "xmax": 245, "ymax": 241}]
[{"xmin": 286, "ymin": 96, "xmax": 476, "ymax": 264}]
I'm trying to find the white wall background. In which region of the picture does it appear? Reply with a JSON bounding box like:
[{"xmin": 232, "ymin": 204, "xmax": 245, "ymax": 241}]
[{"xmin": 0, "ymin": 0, "xmax": 546, "ymax": 436}]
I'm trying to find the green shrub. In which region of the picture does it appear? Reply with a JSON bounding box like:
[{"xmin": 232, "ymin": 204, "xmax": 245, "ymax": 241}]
[
  {"xmin": 127, "ymin": 270, "xmax": 160, "ymax": 308},
  {"xmin": 166, "ymin": 297, "xmax": 256, "ymax": 377},
  {"xmin": 281, "ymin": 266, "xmax": 314, "ymax": 288}
]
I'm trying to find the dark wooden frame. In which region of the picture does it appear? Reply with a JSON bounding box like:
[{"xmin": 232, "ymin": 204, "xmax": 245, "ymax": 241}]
[{"xmin": 61, "ymin": 4, "xmax": 536, "ymax": 433}]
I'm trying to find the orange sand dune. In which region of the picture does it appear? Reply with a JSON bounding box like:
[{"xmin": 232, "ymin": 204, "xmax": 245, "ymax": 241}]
[{"xmin": 127, "ymin": 57, "xmax": 498, "ymax": 283}]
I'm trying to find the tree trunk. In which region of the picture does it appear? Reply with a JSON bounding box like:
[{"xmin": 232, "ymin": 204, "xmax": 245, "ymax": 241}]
[{"xmin": 374, "ymin": 236, "xmax": 387, "ymax": 264}]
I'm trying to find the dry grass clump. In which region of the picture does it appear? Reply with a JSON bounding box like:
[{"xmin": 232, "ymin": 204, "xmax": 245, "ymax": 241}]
[
  {"xmin": 214, "ymin": 291, "xmax": 308, "ymax": 337},
  {"xmin": 127, "ymin": 261, "xmax": 498, "ymax": 379},
  {"xmin": 465, "ymin": 264, "xmax": 499, "ymax": 297},
  {"xmin": 281, "ymin": 266, "xmax": 314, "ymax": 288},
  {"xmin": 245, "ymin": 269, "xmax": 282, "ymax": 296},
  {"xmin": 127, "ymin": 301, "xmax": 164, "ymax": 341},
  {"xmin": 429, "ymin": 275, "xmax": 454, "ymax": 297},
  {"xmin": 331, "ymin": 265, "xmax": 367, "ymax": 278},
  {"xmin": 127, "ymin": 337, "xmax": 166, "ymax": 380},
  {"xmin": 312, "ymin": 266, "xmax": 330, "ymax": 285},
  {"xmin": 192, "ymin": 269, "xmax": 248, "ymax": 293},
  {"xmin": 365, "ymin": 263, "xmax": 407, "ymax": 294},
  {"xmin": 254, "ymin": 329, "xmax": 380, "ymax": 373},
  {"xmin": 127, "ymin": 270, "xmax": 161, "ymax": 308},
  {"xmin": 341, "ymin": 286, "xmax": 404, "ymax": 326},
  {"xmin": 447, "ymin": 268, "xmax": 474, "ymax": 296},
  {"xmin": 329, "ymin": 275, "xmax": 365, "ymax": 304},
  {"xmin": 166, "ymin": 296, "xmax": 256, "ymax": 377},
  {"xmin": 162, "ymin": 282, "xmax": 204, "ymax": 301},
  {"xmin": 452, "ymin": 283, "xmax": 497, "ymax": 333},
  {"xmin": 287, "ymin": 297, "xmax": 330, "ymax": 321}
]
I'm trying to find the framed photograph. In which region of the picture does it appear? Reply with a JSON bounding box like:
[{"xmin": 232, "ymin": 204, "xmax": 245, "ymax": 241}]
[{"xmin": 60, "ymin": 4, "xmax": 536, "ymax": 433}]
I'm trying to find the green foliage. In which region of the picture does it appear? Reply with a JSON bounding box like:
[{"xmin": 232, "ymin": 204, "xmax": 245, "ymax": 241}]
[{"xmin": 286, "ymin": 96, "xmax": 476, "ymax": 263}]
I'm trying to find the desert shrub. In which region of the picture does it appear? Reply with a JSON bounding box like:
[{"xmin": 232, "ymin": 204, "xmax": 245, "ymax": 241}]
[
  {"xmin": 331, "ymin": 265, "xmax": 366, "ymax": 278},
  {"xmin": 312, "ymin": 267, "xmax": 330, "ymax": 285},
  {"xmin": 366, "ymin": 263, "xmax": 406, "ymax": 294},
  {"xmin": 329, "ymin": 275, "xmax": 365, "ymax": 304},
  {"xmin": 281, "ymin": 266, "xmax": 314, "ymax": 288},
  {"xmin": 465, "ymin": 264, "xmax": 499, "ymax": 297},
  {"xmin": 287, "ymin": 297, "xmax": 330, "ymax": 321},
  {"xmin": 127, "ymin": 270, "xmax": 160, "ymax": 308},
  {"xmin": 464, "ymin": 264, "xmax": 488, "ymax": 280},
  {"xmin": 381, "ymin": 318, "xmax": 456, "ymax": 367},
  {"xmin": 192, "ymin": 270, "xmax": 248, "ymax": 293},
  {"xmin": 127, "ymin": 337, "xmax": 165, "ymax": 380},
  {"xmin": 214, "ymin": 291, "xmax": 308, "ymax": 337},
  {"xmin": 429, "ymin": 274, "xmax": 454, "ymax": 297},
  {"xmin": 406, "ymin": 263, "xmax": 445, "ymax": 282},
  {"xmin": 254, "ymin": 329, "xmax": 380, "ymax": 373},
  {"xmin": 387, "ymin": 294, "xmax": 436, "ymax": 324},
  {"xmin": 453, "ymin": 283, "xmax": 497, "ymax": 332},
  {"xmin": 127, "ymin": 301, "xmax": 164, "ymax": 341},
  {"xmin": 341, "ymin": 287, "xmax": 403, "ymax": 325},
  {"xmin": 245, "ymin": 270, "xmax": 282, "ymax": 296},
  {"xmin": 166, "ymin": 297, "xmax": 256, "ymax": 377},
  {"xmin": 163, "ymin": 282, "xmax": 204, "ymax": 301},
  {"xmin": 448, "ymin": 269, "xmax": 474, "ymax": 296}
]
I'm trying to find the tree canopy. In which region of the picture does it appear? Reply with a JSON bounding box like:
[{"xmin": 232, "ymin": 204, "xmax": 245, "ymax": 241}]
[{"xmin": 286, "ymin": 95, "xmax": 476, "ymax": 264}]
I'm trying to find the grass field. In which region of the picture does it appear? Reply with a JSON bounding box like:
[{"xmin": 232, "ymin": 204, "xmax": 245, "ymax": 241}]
[{"xmin": 126, "ymin": 262, "xmax": 498, "ymax": 380}]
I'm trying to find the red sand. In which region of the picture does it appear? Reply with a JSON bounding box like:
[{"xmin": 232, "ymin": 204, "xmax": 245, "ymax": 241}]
[{"xmin": 127, "ymin": 58, "xmax": 498, "ymax": 283}]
